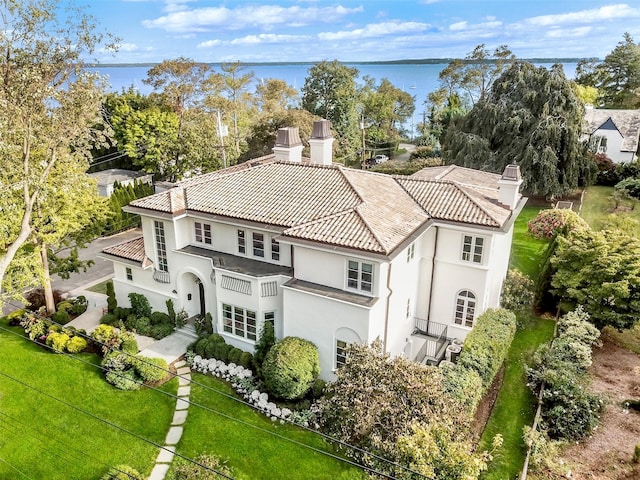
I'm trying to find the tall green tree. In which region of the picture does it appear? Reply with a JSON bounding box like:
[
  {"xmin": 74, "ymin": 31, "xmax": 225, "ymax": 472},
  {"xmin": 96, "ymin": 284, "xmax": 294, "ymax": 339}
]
[
  {"xmin": 551, "ymin": 227, "xmax": 640, "ymax": 331},
  {"xmin": 0, "ymin": 0, "xmax": 114, "ymax": 304},
  {"xmin": 255, "ymin": 78, "xmax": 299, "ymax": 116},
  {"xmin": 361, "ymin": 77, "xmax": 415, "ymax": 144},
  {"xmin": 301, "ymin": 60, "xmax": 361, "ymax": 162},
  {"xmin": 443, "ymin": 61, "xmax": 596, "ymax": 198},
  {"xmin": 575, "ymin": 33, "xmax": 640, "ymax": 108}
]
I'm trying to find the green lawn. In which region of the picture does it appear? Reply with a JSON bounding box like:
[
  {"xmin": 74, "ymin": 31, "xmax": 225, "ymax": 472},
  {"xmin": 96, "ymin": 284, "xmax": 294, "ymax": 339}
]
[
  {"xmin": 479, "ymin": 311, "xmax": 555, "ymax": 479},
  {"xmin": 0, "ymin": 319, "xmax": 177, "ymax": 480},
  {"xmin": 509, "ymin": 205, "xmax": 549, "ymax": 279},
  {"xmin": 86, "ymin": 279, "xmax": 112, "ymax": 295},
  {"xmin": 172, "ymin": 374, "xmax": 365, "ymax": 480},
  {"xmin": 581, "ymin": 185, "xmax": 640, "ymax": 230}
]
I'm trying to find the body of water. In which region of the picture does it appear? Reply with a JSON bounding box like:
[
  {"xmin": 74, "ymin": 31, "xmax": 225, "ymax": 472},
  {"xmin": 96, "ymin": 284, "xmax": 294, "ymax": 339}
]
[{"xmin": 90, "ymin": 61, "xmax": 579, "ymax": 102}]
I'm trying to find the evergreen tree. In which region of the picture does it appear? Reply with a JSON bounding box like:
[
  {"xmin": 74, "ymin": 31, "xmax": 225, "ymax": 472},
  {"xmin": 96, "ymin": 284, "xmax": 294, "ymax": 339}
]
[{"xmin": 443, "ymin": 61, "xmax": 596, "ymax": 198}]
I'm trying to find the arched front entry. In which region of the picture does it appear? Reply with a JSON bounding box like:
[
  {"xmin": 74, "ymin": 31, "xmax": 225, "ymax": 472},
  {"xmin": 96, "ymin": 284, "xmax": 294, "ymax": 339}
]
[{"xmin": 178, "ymin": 271, "xmax": 206, "ymax": 319}]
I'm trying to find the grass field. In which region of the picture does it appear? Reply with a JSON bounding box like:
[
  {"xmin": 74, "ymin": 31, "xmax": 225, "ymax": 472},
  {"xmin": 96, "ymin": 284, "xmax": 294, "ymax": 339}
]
[
  {"xmin": 172, "ymin": 374, "xmax": 365, "ymax": 480},
  {"xmin": 509, "ymin": 205, "xmax": 549, "ymax": 280},
  {"xmin": 86, "ymin": 279, "xmax": 112, "ymax": 295},
  {"xmin": 581, "ymin": 185, "xmax": 640, "ymax": 230},
  {"xmin": 0, "ymin": 318, "xmax": 177, "ymax": 480}
]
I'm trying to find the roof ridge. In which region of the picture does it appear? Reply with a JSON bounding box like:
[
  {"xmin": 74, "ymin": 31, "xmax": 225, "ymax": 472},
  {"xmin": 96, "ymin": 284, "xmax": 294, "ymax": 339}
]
[
  {"xmin": 393, "ymin": 176, "xmax": 435, "ymax": 217},
  {"xmin": 454, "ymin": 183, "xmax": 502, "ymax": 226},
  {"xmin": 434, "ymin": 164, "xmax": 457, "ymax": 180},
  {"xmin": 337, "ymin": 166, "xmax": 367, "ymax": 205},
  {"xmin": 353, "ymin": 204, "xmax": 388, "ymax": 253},
  {"xmin": 285, "ymin": 207, "xmax": 358, "ymax": 230}
]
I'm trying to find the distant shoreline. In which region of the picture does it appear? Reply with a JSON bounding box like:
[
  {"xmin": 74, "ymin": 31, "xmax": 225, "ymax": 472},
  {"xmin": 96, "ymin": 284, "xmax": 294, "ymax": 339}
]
[{"xmin": 88, "ymin": 58, "xmax": 594, "ymax": 68}]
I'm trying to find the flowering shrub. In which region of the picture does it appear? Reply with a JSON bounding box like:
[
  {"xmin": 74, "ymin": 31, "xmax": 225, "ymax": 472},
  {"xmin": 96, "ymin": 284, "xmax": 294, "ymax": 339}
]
[
  {"xmin": 500, "ymin": 269, "xmax": 534, "ymax": 310},
  {"xmin": 527, "ymin": 208, "xmax": 588, "ymax": 240}
]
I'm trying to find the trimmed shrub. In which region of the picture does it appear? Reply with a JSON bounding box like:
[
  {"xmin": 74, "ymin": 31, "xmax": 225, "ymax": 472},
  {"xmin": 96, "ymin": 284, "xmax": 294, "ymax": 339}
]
[
  {"xmin": 133, "ymin": 356, "xmax": 168, "ymax": 383},
  {"xmin": 46, "ymin": 332, "xmax": 70, "ymax": 353},
  {"xmin": 55, "ymin": 301, "xmax": 74, "ymax": 313},
  {"xmin": 52, "ymin": 309, "xmax": 70, "ymax": 325},
  {"xmin": 228, "ymin": 347, "xmax": 242, "ymax": 365},
  {"xmin": 125, "ymin": 315, "xmax": 151, "ymax": 334},
  {"xmin": 441, "ymin": 363, "xmax": 484, "ymax": 410},
  {"xmin": 169, "ymin": 454, "xmax": 234, "ymax": 480},
  {"xmin": 150, "ymin": 323, "xmax": 174, "ymax": 339},
  {"xmin": 106, "ymin": 281, "xmax": 117, "ymax": 313},
  {"xmin": 311, "ymin": 378, "xmax": 326, "ymax": 399},
  {"xmin": 238, "ymin": 351, "xmax": 253, "ymax": 369},
  {"xmin": 66, "ymin": 336, "xmax": 88, "ymax": 354},
  {"xmin": 91, "ymin": 324, "xmax": 123, "ymax": 355},
  {"xmin": 100, "ymin": 465, "xmax": 144, "ymax": 480},
  {"xmin": 214, "ymin": 342, "xmax": 233, "ymax": 363},
  {"xmin": 100, "ymin": 313, "xmax": 118, "ymax": 326},
  {"xmin": 457, "ymin": 308, "xmax": 517, "ymax": 391},
  {"xmin": 128, "ymin": 292, "xmax": 152, "ymax": 318},
  {"xmin": 5, "ymin": 308, "xmax": 27, "ymax": 326},
  {"xmin": 253, "ymin": 320, "xmax": 275, "ymax": 379},
  {"xmin": 615, "ymin": 177, "xmax": 640, "ymax": 199},
  {"xmin": 106, "ymin": 369, "xmax": 140, "ymax": 391},
  {"xmin": 120, "ymin": 336, "xmax": 138, "ymax": 355},
  {"xmin": 263, "ymin": 337, "xmax": 320, "ymax": 400},
  {"xmin": 166, "ymin": 299, "xmax": 176, "ymax": 325},
  {"xmin": 150, "ymin": 311, "xmax": 171, "ymax": 326},
  {"xmin": 70, "ymin": 296, "xmax": 88, "ymax": 315},
  {"xmin": 527, "ymin": 208, "xmax": 588, "ymax": 240},
  {"xmin": 21, "ymin": 316, "xmax": 51, "ymax": 341}
]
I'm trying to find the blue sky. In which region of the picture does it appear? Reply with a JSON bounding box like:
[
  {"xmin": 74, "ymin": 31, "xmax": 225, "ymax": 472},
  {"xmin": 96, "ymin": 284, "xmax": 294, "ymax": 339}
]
[{"xmin": 84, "ymin": 0, "xmax": 640, "ymax": 63}]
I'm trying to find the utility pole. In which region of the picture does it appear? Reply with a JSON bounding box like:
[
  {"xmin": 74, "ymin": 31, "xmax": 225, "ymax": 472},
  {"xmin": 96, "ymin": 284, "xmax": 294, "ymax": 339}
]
[{"xmin": 216, "ymin": 110, "xmax": 228, "ymax": 169}]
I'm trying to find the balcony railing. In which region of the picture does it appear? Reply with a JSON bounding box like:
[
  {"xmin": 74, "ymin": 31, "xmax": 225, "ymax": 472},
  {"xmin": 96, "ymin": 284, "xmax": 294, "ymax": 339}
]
[
  {"xmin": 413, "ymin": 317, "xmax": 449, "ymax": 365},
  {"xmin": 153, "ymin": 269, "xmax": 171, "ymax": 284},
  {"xmin": 414, "ymin": 317, "xmax": 448, "ymax": 339}
]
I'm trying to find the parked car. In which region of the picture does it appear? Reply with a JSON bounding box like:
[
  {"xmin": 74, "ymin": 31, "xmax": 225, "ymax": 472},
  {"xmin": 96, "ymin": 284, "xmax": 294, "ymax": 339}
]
[{"xmin": 374, "ymin": 154, "xmax": 389, "ymax": 164}]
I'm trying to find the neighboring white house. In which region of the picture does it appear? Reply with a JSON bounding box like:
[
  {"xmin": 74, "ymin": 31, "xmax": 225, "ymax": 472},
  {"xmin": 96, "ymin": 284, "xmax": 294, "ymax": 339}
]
[
  {"xmin": 583, "ymin": 108, "xmax": 640, "ymax": 163},
  {"xmin": 89, "ymin": 169, "xmax": 154, "ymax": 197},
  {"xmin": 100, "ymin": 120, "xmax": 526, "ymax": 380}
]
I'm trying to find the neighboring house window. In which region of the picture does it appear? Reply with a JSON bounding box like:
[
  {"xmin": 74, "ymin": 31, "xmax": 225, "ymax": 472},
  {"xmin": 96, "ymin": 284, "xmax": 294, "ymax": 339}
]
[
  {"xmin": 336, "ymin": 339, "xmax": 348, "ymax": 368},
  {"xmin": 194, "ymin": 222, "xmax": 212, "ymax": 245},
  {"xmin": 237, "ymin": 230, "xmax": 246, "ymax": 254},
  {"xmin": 271, "ymin": 238, "xmax": 280, "ymax": 261},
  {"xmin": 454, "ymin": 290, "xmax": 476, "ymax": 327},
  {"xmin": 407, "ymin": 243, "xmax": 415, "ymax": 262},
  {"xmin": 253, "ymin": 232, "xmax": 264, "ymax": 257},
  {"xmin": 347, "ymin": 260, "xmax": 373, "ymax": 293},
  {"xmin": 598, "ymin": 136, "xmax": 608, "ymax": 153},
  {"xmin": 126, "ymin": 267, "xmax": 133, "ymax": 281},
  {"xmin": 154, "ymin": 221, "xmax": 168, "ymax": 272},
  {"xmin": 222, "ymin": 304, "xmax": 257, "ymax": 341},
  {"xmin": 461, "ymin": 235, "xmax": 484, "ymax": 264}
]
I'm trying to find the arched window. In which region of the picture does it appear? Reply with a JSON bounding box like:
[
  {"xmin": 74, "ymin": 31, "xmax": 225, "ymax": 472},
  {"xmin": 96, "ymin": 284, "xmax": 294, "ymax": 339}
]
[
  {"xmin": 454, "ymin": 290, "xmax": 476, "ymax": 327},
  {"xmin": 334, "ymin": 327, "xmax": 362, "ymax": 370}
]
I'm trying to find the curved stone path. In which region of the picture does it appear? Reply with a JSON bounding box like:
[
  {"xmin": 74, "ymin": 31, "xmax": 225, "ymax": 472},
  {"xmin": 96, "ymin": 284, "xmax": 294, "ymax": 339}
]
[{"xmin": 149, "ymin": 360, "xmax": 192, "ymax": 480}]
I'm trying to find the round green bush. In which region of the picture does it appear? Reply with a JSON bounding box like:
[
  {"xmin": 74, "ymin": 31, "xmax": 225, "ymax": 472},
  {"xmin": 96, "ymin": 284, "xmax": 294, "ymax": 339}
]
[
  {"xmin": 101, "ymin": 465, "xmax": 144, "ymax": 480},
  {"xmin": 52, "ymin": 308, "xmax": 71, "ymax": 325},
  {"xmin": 228, "ymin": 347, "xmax": 242, "ymax": 365},
  {"xmin": 66, "ymin": 336, "xmax": 88, "ymax": 353},
  {"xmin": 263, "ymin": 337, "xmax": 320, "ymax": 400},
  {"xmin": 46, "ymin": 332, "xmax": 70, "ymax": 353},
  {"xmin": 238, "ymin": 351, "xmax": 253, "ymax": 369},
  {"xmin": 120, "ymin": 336, "xmax": 139, "ymax": 354},
  {"xmin": 100, "ymin": 313, "xmax": 118, "ymax": 326},
  {"xmin": 106, "ymin": 368, "xmax": 140, "ymax": 390},
  {"xmin": 150, "ymin": 311, "xmax": 171, "ymax": 325},
  {"xmin": 133, "ymin": 355, "xmax": 168, "ymax": 383}
]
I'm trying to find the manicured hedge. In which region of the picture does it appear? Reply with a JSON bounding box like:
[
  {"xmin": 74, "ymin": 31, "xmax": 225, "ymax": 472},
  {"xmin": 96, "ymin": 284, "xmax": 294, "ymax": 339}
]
[{"xmin": 263, "ymin": 337, "xmax": 320, "ymax": 400}]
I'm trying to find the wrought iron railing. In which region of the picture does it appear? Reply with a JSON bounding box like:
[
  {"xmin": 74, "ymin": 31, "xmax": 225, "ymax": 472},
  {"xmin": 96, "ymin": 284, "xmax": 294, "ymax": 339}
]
[{"xmin": 413, "ymin": 317, "xmax": 449, "ymax": 364}]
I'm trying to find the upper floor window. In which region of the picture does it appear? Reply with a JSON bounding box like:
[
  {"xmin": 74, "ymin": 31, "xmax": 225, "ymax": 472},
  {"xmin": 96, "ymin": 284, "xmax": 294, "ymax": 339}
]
[
  {"xmin": 222, "ymin": 304, "xmax": 257, "ymax": 341},
  {"xmin": 253, "ymin": 232, "xmax": 264, "ymax": 257},
  {"xmin": 154, "ymin": 221, "xmax": 168, "ymax": 272},
  {"xmin": 462, "ymin": 235, "xmax": 484, "ymax": 264},
  {"xmin": 126, "ymin": 267, "xmax": 133, "ymax": 281},
  {"xmin": 194, "ymin": 222, "xmax": 212, "ymax": 245},
  {"xmin": 454, "ymin": 290, "xmax": 476, "ymax": 328},
  {"xmin": 237, "ymin": 230, "xmax": 246, "ymax": 255},
  {"xmin": 406, "ymin": 243, "xmax": 415, "ymax": 262},
  {"xmin": 271, "ymin": 238, "xmax": 280, "ymax": 261},
  {"xmin": 347, "ymin": 260, "xmax": 373, "ymax": 293},
  {"xmin": 598, "ymin": 136, "xmax": 608, "ymax": 153}
]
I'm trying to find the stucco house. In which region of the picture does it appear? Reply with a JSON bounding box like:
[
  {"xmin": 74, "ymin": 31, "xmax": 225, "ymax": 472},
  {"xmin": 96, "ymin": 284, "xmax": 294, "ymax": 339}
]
[
  {"xmin": 100, "ymin": 120, "xmax": 525, "ymax": 380},
  {"xmin": 583, "ymin": 108, "xmax": 640, "ymax": 163}
]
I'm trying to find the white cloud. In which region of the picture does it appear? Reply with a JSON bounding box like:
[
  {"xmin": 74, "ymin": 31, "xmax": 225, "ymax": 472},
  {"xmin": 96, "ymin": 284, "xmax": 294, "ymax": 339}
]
[
  {"xmin": 449, "ymin": 21, "xmax": 467, "ymax": 31},
  {"xmin": 545, "ymin": 26, "xmax": 593, "ymax": 38},
  {"xmin": 198, "ymin": 34, "xmax": 312, "ymax": 48},
  {"xmin": 143, "ymin": 4, "xmax": 363, "ymax": 33},
  {"xmin": 524, "ymin": 3, "xmax": 640, "ymax": 26},
  {"xmin": 318, "ymin": 21, "xmax": 429, "ymax": 41}
]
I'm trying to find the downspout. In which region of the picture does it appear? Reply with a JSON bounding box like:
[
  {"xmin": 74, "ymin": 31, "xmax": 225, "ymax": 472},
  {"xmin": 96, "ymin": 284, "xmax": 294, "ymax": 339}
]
[
  {"xmin": 426, "ymin": 226, "xmax": 439, "ymax": 323},
  {"xmin": 383, "ymin": 262, "xmax": 393, "ymax": 353}
]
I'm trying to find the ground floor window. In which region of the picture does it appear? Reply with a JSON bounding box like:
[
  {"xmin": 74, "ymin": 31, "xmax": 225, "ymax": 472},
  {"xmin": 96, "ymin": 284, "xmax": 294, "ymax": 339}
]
[
  {"xmin": 336, "ymin": 339, "xmax": 348, "ymax": 369},
  {"xmin": 454, "ymin": 290, "xmax": 476, "ymax": 327},
  {"xmin": 222, "ymin": 304, "xmax": 257, "ymax": 341}
]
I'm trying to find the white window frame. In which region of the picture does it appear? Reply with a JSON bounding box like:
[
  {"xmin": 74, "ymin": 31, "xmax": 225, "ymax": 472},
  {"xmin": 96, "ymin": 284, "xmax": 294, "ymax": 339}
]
[
  {"xmin": 461, "ymin": 235, "xmax": 484, "ymax": 264},
  {"xmin": 237, "ymin": 229, "xmax": 246, "ymax": 255},
  {"xmin": 222, "ymin": 303, "xmax": 257, "ymax": 341},
  {"xmin": 406, "ymin": 242, "xmax": 415, "ymax": 262},
  {"xmin": 346, "ymin": 260, "xmax": 373, "ymax": 293},
  {"xmin": 336, "ymin": 339, "xmax": 348, "ymax": 369},
  {"xmin": 154, "ymin": 221, "xmax": 168, "ymax": 272},
  {"xmin": 454, "ymin": 290, "xmax": 476, "ymax": 328},
  {"xmin": 253, "ymin": 232, "xmax": 264, "ymax": 258},
  {"xmin": 271, "ymin": 238, "xmax": 280, "ymax": 261},
  {"xmin": 125, "ymin": 267, "xmax": 133, "ymax": 281},
  {"xmin": 194, "ymin": 221, "xmax": 212, "ymax": 245}
]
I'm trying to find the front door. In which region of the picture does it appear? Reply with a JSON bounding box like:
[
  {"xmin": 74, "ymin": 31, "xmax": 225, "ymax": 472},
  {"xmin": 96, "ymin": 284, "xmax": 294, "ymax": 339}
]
[{"xmin": 198, "ymin": 281, "xmax": 205, "ymax": 317}]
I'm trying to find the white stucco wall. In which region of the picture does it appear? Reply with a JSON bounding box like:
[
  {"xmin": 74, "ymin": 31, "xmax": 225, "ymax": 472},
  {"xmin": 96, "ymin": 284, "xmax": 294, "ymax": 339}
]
[{"xmin": 593, "ymin": 128, "xmax": 636, "ymax": 163}]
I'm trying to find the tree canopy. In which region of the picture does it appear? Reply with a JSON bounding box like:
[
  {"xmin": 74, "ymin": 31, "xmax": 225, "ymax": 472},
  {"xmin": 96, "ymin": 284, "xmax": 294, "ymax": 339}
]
[
  {"xmin": 442, "ymin": 61, "xmax": 596, "ymax": 198},
  {"xmin": 0, "ymin": 0, "xmax": 114, "ymax": 304},
  {"xmin": 575, "ymin": 33, "xmax": 640, "ymax": 108}
]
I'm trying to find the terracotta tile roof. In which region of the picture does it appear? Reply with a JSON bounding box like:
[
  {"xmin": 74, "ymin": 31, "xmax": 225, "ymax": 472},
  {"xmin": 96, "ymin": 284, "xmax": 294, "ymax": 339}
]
[
  {"xmin": 102, "ymin": 236, "xmax": 152, "ymax": 268},
  {"xmin": 129, "ymin": 161, "xmax": 515, "ymax": 255},
  {"xmin": 584, "ymin": 108, "xmax": 640, "ymax": 152}
]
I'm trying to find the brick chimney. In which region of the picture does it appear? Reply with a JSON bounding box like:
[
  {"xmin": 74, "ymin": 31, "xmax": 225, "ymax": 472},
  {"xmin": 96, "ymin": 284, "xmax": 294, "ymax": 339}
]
[
  {"xmin": 273, "ymin": 127, "xmax": 303, "ymax": 162},
  {"xmin": 498, "ymin": 164, "xmax": 523, "ymax": 210},
  {"xmin": 309, "ymin": 120, "xmax": 333, "ymax": 166}
]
